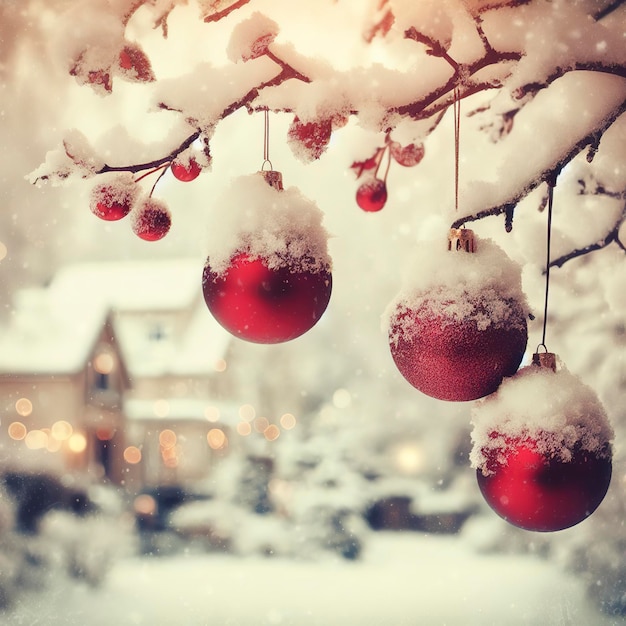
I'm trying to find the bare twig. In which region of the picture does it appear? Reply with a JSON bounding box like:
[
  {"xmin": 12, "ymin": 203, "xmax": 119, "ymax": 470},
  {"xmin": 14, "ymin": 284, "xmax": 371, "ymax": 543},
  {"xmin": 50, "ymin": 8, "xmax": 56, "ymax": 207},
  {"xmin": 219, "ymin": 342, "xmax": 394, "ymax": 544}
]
[
  {"xmin": 204, "ymin": 0, "xmax": 253, "ymax": 23},
  {"xmin": 549, "ymin": 206, "xmax": 626, "ymax": 268},
  {"xmin": 594, "ymin": 0, "xmax": 626, "ymax": 20}
]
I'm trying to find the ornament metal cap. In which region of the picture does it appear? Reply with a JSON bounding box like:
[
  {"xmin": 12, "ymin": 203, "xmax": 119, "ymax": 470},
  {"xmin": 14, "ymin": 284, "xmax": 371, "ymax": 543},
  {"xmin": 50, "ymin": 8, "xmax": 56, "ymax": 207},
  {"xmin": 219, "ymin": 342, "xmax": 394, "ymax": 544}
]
[
  {"xmin": 259, "ymin": 169, "xmax": 283, "ymax": 191},
  {"xmin": 532, "ymin": 351, "xmax": 557, "ymax": 371},
  {"xmin": 448, "ymin": 228, "xmax": 475, "ymax": 253}
]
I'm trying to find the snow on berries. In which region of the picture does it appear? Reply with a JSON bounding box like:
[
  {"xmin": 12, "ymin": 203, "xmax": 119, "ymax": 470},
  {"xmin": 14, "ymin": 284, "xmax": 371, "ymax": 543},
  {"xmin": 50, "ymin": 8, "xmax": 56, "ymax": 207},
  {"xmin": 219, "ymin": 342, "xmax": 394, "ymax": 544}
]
[
  {"xmin": 89, "ymin": 173, "xmax": 139, "ymax": 221},
  {"xmin": 131, "ymin": 198, "xmax": 171, "ymax": 241},
  {"xmin": 171, "ymin": 158, "xmax": 202, "ymax": 182},
  {"xmin": 287, "ymin": 116, "xmax": 333, "ymax": 163}
]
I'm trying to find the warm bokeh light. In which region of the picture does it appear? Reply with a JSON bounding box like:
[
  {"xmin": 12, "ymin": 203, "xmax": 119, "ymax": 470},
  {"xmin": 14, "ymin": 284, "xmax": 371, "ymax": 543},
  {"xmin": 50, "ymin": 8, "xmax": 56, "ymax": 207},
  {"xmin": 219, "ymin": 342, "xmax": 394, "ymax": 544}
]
[
  {"xmin": 163, "ymin": 455, "xmax": 179, "ymax": 468},
  {"xmin": 0, "ymin": 241, "xmax": 7, "ymax": 261},
  {"xmin": 204, "ymin": 405, "xmax": 220, "ymax": 422},
  {"xmin": 124, "ymin": 445, "xmax": 142, "ymax": 464},
  {"xmin": 207, "ymin": 428, "xmax": 227, "ymax": 450},
  {"xmin": 153, "ymin": 399, "xmax": 170, "ymax": 418},
  {"xmin": 161, "ymin": 445, "xmax": 179, "ymax": 462},
  {"xmin": 213, "ymin": 358, "xmax": 227, "ymax": 372},
  {"xmin": 280, "ymin": 413, "xmax": 297, "ymax": 430},
  {"xmin": 236, "ymin": 421, "xmax": 252, "ymax": 436},
  {"xmin": 159, "ymin": 429, "xmax": 177, "ymax": 449},
  {"xmin": 332, "ymin": 388, "xmax": 352, "ymax": 409},
  {"xmin": 93, "ymin": 352, "xmax": 115, "ymax": 374},
  {"xmin": 25, "ymin": 429, "xmax": 47, "ymax": 450},
  {"xmin": 253, "ymin": 416, "xmax": 270, "ymax": 433},
  {"xmin": 134, "ymin": 494, "xmax": 155, "ymax": 515},
  {"xmin": 239, "ymin": 404, "xmax": 255, "ymax": 422},
  {"xmin": 68, "ymin": 432, "xmax": 87, "ymax": 453},
  {"xmin": 51, "ymin": 420, "xmax": 73, "ymax": 441},
  {"xmin": 15, "ymin": 397, "xmax": 33, "ymax": 417},
  {"xmin": 263, "ymin": 424, "xmax": 280, "ymax": 441},
  {"xmin": 47, "ymin": 436, "xmax": 62, "ymax": 453},
  {"xmin": 393, "ymin": 442, "xmax": 426, "ymax": 475},
  {"xmin": 8, "ymin": 421, "xmax": 27, "ymax": 441}
]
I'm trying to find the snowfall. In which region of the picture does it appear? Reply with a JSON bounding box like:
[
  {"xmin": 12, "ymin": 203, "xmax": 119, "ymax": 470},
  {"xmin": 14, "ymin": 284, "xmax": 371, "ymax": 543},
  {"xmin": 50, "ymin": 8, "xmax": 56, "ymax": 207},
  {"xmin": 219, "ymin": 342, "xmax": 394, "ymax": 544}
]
[
  {"xmin": 2, "ymin": 2, "xmax": 626, "ymax": 626},
  {"xmin": 4, "ymin": 531, "xmax": 620, "ymax": 626}
]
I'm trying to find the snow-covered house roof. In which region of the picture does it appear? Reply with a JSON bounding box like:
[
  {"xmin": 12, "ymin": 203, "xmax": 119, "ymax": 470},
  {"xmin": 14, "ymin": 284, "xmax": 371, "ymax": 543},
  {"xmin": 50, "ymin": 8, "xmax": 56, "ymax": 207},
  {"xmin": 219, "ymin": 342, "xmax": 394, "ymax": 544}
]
[{"xmin": 0, "ymin": 258, "xmax": 232, "ymax": 377}]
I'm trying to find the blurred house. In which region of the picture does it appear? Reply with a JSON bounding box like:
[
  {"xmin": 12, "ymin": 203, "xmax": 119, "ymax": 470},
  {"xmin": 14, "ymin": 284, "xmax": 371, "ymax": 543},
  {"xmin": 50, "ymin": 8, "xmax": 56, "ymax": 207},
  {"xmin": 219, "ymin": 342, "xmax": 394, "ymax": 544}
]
[{"xmin": 0, "ymin": 259, "xmax": 240, "ymax": 491}]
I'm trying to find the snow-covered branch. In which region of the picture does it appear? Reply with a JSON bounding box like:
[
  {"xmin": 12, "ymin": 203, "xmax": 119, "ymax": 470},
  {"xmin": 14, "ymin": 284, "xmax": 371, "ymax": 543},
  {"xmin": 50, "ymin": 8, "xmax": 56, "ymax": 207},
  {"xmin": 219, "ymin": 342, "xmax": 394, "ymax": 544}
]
[
  {"xmin": 450, "ymin": 96, "xmax": 626, "ymax": 232},
  {"xmin": 549, "ymin": 201, "xmax": 626, "ymax": 268}
]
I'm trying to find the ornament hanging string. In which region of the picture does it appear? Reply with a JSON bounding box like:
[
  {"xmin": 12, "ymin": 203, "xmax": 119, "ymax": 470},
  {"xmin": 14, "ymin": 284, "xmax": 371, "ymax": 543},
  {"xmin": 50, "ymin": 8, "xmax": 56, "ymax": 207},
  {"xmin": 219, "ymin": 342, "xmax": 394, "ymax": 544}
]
[
  {"xmin": 538, "ymin": 175, "xmax": 556, "ymax": 353},
  {"xmin": 453, "ymin": 86, "xmax": 461, "ymax": 213},
  {"xmin": 262, "ymin": 108, "xmax": 273, "ymax": 171}
]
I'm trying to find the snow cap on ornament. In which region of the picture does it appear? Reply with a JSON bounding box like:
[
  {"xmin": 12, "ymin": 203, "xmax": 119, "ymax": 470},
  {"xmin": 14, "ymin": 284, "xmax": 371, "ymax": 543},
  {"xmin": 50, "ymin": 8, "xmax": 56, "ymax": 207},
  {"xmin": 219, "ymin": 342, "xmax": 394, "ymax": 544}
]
[
  {"xmin": 202, "ymin": 170, "xmax": 332, "ymax": 344},
  {"xmin": 470, "ymin": 354, "xmax": 613, "ymax": 532},
  {"xmin": 385, "ymin": 229, "xmax": 529, "ymax": 401}
]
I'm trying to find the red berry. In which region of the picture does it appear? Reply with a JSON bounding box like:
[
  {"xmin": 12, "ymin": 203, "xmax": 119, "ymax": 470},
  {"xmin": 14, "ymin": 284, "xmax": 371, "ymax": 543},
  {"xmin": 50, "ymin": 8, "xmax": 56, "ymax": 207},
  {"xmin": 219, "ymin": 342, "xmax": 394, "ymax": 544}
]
[
  {"xmin": 171, "ymin": 158, "xmax": 202, "ymax": 182},
  {"xmin": 131, "ymin": 199, "xmax": 171, "ymax": 241},
  {"xmin": 90, "ymin": 181, "xmax": 136, "ymax": 221},
  {"xmin": 118, "ymin": 44, "xmax": 154, "ymax": 82},
  {"xmin": 242, "ymin": 33, "xmax": 276, "ymax": 61},
  {"xmin": 356, "ymin": 178, "xmax": 387, "ymax": 212},
  {"xmin": 287, "ymin": 116, "xmax": 333, "ymax": 162},
  {"xmin": 389, "ymin": 300, "xmax": 527, "ymax": 401},
  {"xmin": 477, "ymin": 438, "xmax": 612, "ymax": 532},
  {"xmin": 202, "ymin": 252, "xmax": 332, "ymax": 344},
  {"xmin": 390, "ymin": 141, "xmax": 425, "ymax": 167}
]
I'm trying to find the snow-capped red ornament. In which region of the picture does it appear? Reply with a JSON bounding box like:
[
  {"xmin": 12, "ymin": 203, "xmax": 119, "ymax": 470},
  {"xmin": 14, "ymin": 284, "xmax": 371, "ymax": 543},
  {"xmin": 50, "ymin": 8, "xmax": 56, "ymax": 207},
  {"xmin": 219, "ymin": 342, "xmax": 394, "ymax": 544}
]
[
  {"xmin": 385, "ymin": 229, "xmax": 528, "ymax": 401},
  {"xmin": 471, "ymin": 354, "xmax": 613, "ymax": 532},
  {"xmin": 131, "ymin": 198, "xmax": 171, "ymax": 241},
  {"xmin": 202, "ymin": 171, "xmax": 332, "ymax": 344}
]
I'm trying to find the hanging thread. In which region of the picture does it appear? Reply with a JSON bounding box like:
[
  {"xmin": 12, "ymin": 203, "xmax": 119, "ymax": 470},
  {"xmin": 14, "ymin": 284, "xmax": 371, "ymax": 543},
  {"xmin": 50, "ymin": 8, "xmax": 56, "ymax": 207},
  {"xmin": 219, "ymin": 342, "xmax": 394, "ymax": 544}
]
[
  {"xmin": 453, "ymin": 86, "xmax": 461, "ymax": 213},
  {"xmin": 538, "ymin": 175, "xmax": 556, "ymax": 352},
  {"xmin": 262, "ymin": 108, "xmax": 272, "ymax": 171}
]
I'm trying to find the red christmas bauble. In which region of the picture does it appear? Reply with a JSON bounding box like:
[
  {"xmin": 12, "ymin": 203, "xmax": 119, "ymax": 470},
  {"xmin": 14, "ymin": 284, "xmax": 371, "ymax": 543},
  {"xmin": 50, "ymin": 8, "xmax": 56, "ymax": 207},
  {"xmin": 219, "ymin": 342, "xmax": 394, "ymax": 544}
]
[
  {"xmin": 131, "ymin": 199, "xmax": 171, "ymax": 241},
  {"xmin": 471, "ymin": 359, "xmax": 614, "ymax": 532},
  {"xmin": 389, "ymin": 299, "xmax": 527, "ymax": 401},
  {"xmin": 477, "ymin": 438, "xmax": 612, "ymax": 532},
  {"xmin": 387, "ymin": 230, "xmax": 528, "ymax": 401},
  {"xmin": 202, "ymin": 252, "xmax": 332, "ymax": 344}
]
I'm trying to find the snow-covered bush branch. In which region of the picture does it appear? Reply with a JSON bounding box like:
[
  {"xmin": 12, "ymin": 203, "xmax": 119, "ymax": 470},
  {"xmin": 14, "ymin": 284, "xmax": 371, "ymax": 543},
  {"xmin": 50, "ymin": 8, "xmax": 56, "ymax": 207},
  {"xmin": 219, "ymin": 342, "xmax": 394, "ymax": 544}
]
[{"xmin": 25, "ymin": 0, "xmax": 626, "ymax": 268}]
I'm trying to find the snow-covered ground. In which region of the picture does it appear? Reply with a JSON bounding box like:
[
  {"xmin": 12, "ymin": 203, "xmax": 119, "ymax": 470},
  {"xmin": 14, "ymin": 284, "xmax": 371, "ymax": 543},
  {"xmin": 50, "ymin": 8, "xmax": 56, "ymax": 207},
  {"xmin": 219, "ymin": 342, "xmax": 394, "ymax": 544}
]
[{"xmin": 4, "ymin": 532, "xmax": 621, "ymax": 626}]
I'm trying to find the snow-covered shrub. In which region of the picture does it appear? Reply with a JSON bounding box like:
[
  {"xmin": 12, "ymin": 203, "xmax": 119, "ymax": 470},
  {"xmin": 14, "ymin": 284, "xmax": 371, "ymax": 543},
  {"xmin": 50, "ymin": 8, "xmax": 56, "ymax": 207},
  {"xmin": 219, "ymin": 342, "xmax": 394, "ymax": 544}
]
[{"xmin": 39, "ymin": 508, "xmax": 134, "ymax": 587}]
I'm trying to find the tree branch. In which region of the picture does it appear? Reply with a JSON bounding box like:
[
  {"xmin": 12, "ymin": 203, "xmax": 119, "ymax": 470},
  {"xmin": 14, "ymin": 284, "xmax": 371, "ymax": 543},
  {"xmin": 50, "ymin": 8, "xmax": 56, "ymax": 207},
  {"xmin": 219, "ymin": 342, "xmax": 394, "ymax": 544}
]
[
  {"xmin": 549, "ymin": 204, "xmax": 626, "ymax": 268},
  {"xmin": 450, "ymin": 97, "xmax": 626, "ymax": 230},
  {"xmin": 594, "ymin": 0, "xmax": 626, "ymax": 21},
  {"xmin": 203, "ymin": 0, "xmax": 253, "ymax": 23},
  {"xmin": 95, "ymin": 47, "xmax": 312, "ymax": 175}
]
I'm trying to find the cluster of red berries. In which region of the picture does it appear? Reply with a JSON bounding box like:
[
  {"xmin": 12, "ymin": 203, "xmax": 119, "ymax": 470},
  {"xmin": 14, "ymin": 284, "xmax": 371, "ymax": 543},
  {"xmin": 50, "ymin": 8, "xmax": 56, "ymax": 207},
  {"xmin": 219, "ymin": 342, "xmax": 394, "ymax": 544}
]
[
  {"xmin": 353, "ymin": 140, "xmax": 425, "ymax": 212},
  {"xmin": 89, "ymin": 158, "xmax": 202, "ymax": 241}
]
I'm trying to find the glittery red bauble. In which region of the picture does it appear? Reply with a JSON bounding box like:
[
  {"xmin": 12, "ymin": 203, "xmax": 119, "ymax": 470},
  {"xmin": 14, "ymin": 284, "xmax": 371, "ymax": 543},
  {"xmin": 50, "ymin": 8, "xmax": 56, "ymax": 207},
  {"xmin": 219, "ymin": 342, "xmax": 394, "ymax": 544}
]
[
  {"xmin": 202, "ymin": 252, "xmax": 332, "ymax": 344},
  {"xmin": 389, "ymin": 299, "xmax": 527, "ymax": 401},
  {"xmin": 477, "ymin": 438, "xmax": 612, "ymax": 532}
]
